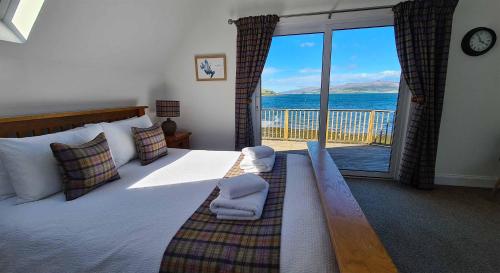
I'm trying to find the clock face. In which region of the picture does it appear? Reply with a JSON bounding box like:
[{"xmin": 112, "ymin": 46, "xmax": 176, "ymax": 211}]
[
  {"xmin": 469, "ymin": 30, "xmax": 493, "ymax": 52},
  {"xmin": 462, "ymin": 27, "xmax": 497, "ymax": 56}
]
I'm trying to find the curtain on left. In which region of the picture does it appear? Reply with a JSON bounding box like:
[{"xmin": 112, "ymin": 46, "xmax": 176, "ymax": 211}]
[{"xmin": 234, "ymin": 15, "xmax": 279, "ymax": 150}]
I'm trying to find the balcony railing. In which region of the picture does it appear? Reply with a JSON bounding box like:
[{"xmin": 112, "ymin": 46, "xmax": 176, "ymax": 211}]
[{"xmin": 261, "ymin": 109, "xmax": 395, "ymax": 145}]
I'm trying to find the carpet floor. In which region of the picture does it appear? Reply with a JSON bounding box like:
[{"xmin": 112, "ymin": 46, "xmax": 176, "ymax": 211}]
[{"xmin": 346, "ymin": 178, "xmax": 500, "ymax": 273}]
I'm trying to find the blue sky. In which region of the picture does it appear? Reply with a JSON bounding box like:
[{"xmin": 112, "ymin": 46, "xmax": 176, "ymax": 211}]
[{"xmin": 262, "ymin": 26, "xmax": 401, "ymax": 93}]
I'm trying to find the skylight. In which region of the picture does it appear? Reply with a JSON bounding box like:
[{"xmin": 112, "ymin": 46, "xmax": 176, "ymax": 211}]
[{"xmin": 0, "ymin": 0, "xmax": 45, "ymax": 43}]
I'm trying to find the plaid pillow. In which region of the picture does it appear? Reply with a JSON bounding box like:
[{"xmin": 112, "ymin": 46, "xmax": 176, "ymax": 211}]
[
  {"xmin": 132, "ymin": 123, "xmax": 168, "ymax": 165},
  {"xmin": 50, "ymin": 133, "xmax": 120, "ymax": 201}
]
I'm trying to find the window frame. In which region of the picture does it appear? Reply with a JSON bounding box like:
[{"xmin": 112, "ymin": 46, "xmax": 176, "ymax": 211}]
[
  {"xmin": 0, "ymin": 0, "xmax": 44, "ymax": 43},
  {"xmin": 256, "ymin": 9, "xmax": 409, "ymax": 179}
]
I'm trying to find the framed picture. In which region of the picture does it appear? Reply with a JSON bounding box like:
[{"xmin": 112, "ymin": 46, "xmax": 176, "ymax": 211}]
[{"xmin": 195, "ymin": 54, "xmax": 227, "ymax": 81}]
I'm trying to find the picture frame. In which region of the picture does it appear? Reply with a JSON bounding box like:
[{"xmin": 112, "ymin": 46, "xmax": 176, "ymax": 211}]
[{"xmin": 195, "ymin": 54, "xmax": 227, "ymax": 81}]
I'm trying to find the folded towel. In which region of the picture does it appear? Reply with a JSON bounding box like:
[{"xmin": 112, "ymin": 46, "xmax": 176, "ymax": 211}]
[
  {"xmin": 242, "ymin": 145, "xmax": 275, "ymax": 160},
  {"xmin": 217, "ymin": 174, "xmax": 268, "ymax": 199},
  {"xmin": 210, "ymin": 184, "xmax": 269, "ymax": 220},
  {"xmin": 240, "ymin": 154, "xmax": 276, "ymax": 173}
]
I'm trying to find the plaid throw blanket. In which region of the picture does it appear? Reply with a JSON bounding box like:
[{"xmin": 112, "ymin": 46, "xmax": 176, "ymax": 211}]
[{"xmin": 160, "ymin": 153, "xmax": 287, "ymax": 273}]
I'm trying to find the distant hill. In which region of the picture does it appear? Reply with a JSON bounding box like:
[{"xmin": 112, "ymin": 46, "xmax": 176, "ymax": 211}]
[
  {"xmin": 281, "ymin": 86, "xmax": 319, "ymax": 95},
  {"xmin": 280, "ymin": 81, "xmax": 399, "ymax": 95},
  {"xmin": 332, "ymin": 81, "xmax": 399, "ymax": 93},
  {"xmin": 262, "ymin": 89, "xmax": 279, "ymax": 96}
]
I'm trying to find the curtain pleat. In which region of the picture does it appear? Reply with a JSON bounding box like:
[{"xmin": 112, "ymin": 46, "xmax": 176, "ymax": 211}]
[
  {"xmin": 393, "ymin": 0, "xmax": 459, "ymax": 188},
  {"xmin": 234, "ymin": 15, "xmax": 279, "ymax": 151}
]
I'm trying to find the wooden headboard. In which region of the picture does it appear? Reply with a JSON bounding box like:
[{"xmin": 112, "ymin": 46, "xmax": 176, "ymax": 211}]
[{"xmin": 0, "ymin": 106, "xmax": 148, "ymax": 138}]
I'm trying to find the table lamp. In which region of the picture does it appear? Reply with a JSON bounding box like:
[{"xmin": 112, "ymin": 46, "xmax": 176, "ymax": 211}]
[{"xmin": 156, "ymin": 100, "xmax": 180, "ymax": 136}]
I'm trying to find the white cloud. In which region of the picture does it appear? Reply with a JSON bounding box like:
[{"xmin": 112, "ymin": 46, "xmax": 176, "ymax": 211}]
[
  {"xmin": 268, "ymin": 70, "xmax": 400, "ymax": 86},
  {"xmin": 263, "ymin": 70, "xmax": 401, "ymax": 92},
  {"xmin": 330, "ymin": 70, "xmax": 401, "ymax": 84},
  {"xmin": 299, "ymin": 68, "xmax": 322, "ymax": 74},
  {"xmin": 266, "ymin": 74, "xmax": 322, "ymax": 87},
  {"xmin": 263, "ymin": 70, "xmax": 320, "ymax": 91},
  {"xmin": 299, "ymin": 42, "xmax": 316, "ymax": 48},
  {"xmin": 263, "ymin": 70, "xmax": 401, "ymax": 91},
  {"xmin": 262, "ymin": 67, "xmax": 281, "ymax": 76}
]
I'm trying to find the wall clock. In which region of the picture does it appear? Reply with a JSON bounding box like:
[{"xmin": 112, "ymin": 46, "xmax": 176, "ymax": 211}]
[{"xmin": 461, "ymin": 27, "xmax": 496, "ymax": 56}]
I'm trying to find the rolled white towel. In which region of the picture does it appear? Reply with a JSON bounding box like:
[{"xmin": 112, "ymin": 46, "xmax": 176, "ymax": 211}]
[
  {"xmin": 210, "ymin": 184, "xmax": 269, "ymax": 220},
  {"xmin": 240, "ymin": 154, "xmax": 276, "ymax": 173},
  {"xmin": 242, "ymin": 145, "xmax": 275, "ymax": 160},
  {"xmin": 217, "ymin": 174, "xmax": 268, "ymax": 199}
]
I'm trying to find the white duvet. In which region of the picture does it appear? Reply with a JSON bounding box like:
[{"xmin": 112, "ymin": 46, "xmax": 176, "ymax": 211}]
[{"xmin": 0, "ymin": 149, "xmax": 336, "ymax": 273}]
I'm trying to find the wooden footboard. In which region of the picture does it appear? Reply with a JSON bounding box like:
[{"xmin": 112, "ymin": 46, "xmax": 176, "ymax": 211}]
[{"xmin": 307, "ymin": 142, "xmax": 398, "ymax": 273}]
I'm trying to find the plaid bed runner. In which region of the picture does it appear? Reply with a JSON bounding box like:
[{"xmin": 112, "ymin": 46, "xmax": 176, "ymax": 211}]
[{"xmin": 160, "ymin": 153, "xmax": 287, "ymax": 273}]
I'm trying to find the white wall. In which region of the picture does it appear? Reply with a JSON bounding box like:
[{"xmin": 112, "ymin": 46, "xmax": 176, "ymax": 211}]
[
  {"xmin": 435, "ymin": 0, "xmax": 500, "ymax": 187},
  {"xmin": 0, "ymin": 0, "xmax": 199, "ymax": 117},
  {"xmin": 164, "ymin": 0, "xmax": 500, "ymax": 186},
  {"xmin": 0, "ymin": 0, "xmax": 498, "ymax": 186},
  {"xmin": 0, "ymin": 0, "xmax": 341, "ymax": 149},
  {"xmin": 162, "ymin": 0, "xmax": 398, "ymax": 150}
]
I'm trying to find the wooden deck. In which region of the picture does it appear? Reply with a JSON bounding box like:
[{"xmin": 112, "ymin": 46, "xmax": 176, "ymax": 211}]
[{"xmin": 263, "ymin": 140, "xmax": 391, "ymax": 172}]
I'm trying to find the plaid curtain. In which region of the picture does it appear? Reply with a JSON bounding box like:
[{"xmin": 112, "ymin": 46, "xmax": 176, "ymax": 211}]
[
  {"xmin": 393, "ymin": 0, "xmax": 458, "ymax": 189},
  {"xmin": 234, "ymin": 15, "xmax": 279, "ymax": 151}
]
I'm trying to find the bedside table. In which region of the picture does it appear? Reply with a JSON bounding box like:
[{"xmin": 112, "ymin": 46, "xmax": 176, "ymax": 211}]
[{"xmin": 165, "ymin": 131, "xmax": 191, "ymax": 149}]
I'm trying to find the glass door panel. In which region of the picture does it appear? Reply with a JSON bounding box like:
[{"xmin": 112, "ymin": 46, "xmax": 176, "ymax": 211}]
[
  {"xmin": 260, "ymin": 33, "xmax": 324, "ymax": 154},
  {"xmin": 327, "ymin": 26, "xmax": 401, "ymax": 173}
]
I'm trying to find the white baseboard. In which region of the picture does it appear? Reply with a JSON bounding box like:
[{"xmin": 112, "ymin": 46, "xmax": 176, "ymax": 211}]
[{"xmin": 435, "ymin": 173, "xmax": 498, "ymax": 188}]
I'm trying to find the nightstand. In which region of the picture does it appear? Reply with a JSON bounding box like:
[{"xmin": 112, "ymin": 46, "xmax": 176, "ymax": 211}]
[{"xmin": 165, "ymin": 131, "xmax": 191, "ymax": 149}]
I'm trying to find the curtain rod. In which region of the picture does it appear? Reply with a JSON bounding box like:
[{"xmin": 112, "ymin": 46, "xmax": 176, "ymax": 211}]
[{"xmin": 227, "ymin": 5, "xmax": 394, "ymax": 25}]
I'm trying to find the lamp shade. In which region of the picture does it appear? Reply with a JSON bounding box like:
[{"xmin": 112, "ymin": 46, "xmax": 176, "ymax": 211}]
[{"xmin": 156, "ymin": 100, "xmax": 180, "ymax": 117}]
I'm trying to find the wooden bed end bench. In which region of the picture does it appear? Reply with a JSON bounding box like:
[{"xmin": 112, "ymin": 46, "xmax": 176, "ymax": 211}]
[{"xmin": 307, "ymin": 141, "xmax": 398, "ymax": 273}]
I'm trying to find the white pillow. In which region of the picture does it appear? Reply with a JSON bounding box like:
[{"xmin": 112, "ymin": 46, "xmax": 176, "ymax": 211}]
[
  {"xmin": 86, "ymin": 115, "xmax": 153, "ymax": 168},
  {"xmin": 111, "ymin": 115, "xmax": 153, "ymax": 127},
  {"xmin": 0, "ymin": 158, "xmax": 15, "ymax": 200},
  {"xmin": 0, "ymin": 126, "xmax": 103, "ymax": 204}
]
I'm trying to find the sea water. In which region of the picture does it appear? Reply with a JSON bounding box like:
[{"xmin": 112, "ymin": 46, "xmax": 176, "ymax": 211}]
[{"xmin": 262, "ymin": 93, "xmax": 398, "ymax": 111}]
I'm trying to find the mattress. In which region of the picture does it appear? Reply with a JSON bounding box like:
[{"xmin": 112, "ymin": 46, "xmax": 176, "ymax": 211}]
[{"xmin": 0, "ymin": 148, "xmax": 336, "ymax": 273}]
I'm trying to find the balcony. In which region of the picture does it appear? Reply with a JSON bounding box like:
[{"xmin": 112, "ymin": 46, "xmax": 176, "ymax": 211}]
[{"xmin": 261, "ymin": 108, "xmax": 394, "ymax": 172}]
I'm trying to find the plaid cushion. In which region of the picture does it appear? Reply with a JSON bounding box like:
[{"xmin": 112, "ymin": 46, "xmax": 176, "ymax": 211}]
[
  {"xmin": 132, "ymin": 123, "xmax": 168, "ymax": 165},
  {"xmin": 50, "ymin": 133, "xmax": 120, "ymax": 201}
]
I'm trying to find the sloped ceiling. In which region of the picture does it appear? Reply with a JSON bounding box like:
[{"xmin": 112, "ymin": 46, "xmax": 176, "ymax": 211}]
[
  {"xmin": 0, "ymin": 0, "xmax": 399, "ymax": 116},
  {"xmin": 0, "ymin": 0, "xmax": 198, "ymax": 72},
  {"xmin": 0, "ymin": 0, "xmax": 399, "ymax": 72}
]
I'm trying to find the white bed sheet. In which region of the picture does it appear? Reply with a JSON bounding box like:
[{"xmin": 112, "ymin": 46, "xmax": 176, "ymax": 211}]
[{"xmin": 0, "ymin": 149, "xmax": 335, "ymax": 273}]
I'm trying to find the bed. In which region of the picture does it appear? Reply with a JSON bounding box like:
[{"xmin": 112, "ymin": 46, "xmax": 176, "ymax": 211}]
[{"xmin": 0, "ymin": 106, "xmax": 397, "ymax": 273}]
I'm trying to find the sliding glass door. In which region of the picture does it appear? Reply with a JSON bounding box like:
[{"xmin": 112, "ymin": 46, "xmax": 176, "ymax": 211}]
[{"xmin": 257, "ymin": 12, "xmax": 407, "ymax": 178}]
